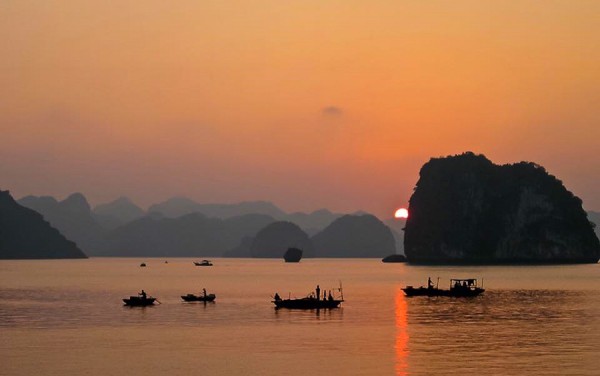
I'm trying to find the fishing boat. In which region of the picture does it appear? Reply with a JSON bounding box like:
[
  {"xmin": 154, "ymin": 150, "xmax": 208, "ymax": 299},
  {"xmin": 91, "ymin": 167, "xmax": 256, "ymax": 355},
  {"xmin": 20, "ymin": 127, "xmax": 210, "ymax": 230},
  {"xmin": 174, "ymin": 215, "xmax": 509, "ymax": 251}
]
[
  {"xmin": 272, "ymin": 284, "xmax": 344, "ymax": 309},
  {"xmin": 402, "ymin": 278, "xmax": 485, "ymax": 297},
  {"xmin": 123, "ymin": 291, "xmax": 157, "ymax": 306},
  {"xmin": 140, "ymin": 262, "xmax": 146, "ymax": 267},
  {"xmin": 193, "ymin": 260, "xmax": 213, "ymax": 266},
  {"xmin": 181, "ymin": 290, "xmax": 216, "ymax": 302}
]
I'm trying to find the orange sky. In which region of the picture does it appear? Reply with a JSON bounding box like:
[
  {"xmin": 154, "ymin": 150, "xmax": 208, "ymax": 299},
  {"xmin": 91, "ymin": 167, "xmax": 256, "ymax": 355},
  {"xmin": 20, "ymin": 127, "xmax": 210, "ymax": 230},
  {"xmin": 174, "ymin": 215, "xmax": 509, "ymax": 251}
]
[{"xmin": 1, "ymin": 1, "xmax": 599, "ymax": 217}]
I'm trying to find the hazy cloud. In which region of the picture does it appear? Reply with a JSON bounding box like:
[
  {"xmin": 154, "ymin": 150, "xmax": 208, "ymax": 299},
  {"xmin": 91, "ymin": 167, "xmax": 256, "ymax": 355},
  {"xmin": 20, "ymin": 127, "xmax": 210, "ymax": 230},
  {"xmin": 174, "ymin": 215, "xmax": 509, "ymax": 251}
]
[{"xmin": 321, "ymin": 106, "xmax": 343, "ymax": 117}]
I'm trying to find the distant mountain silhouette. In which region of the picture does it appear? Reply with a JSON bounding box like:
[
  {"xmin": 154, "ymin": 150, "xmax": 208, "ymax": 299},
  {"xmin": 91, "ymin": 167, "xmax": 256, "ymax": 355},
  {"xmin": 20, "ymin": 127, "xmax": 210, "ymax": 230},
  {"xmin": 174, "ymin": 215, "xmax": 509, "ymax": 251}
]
[
  {"xmin": 312, "ymin": 214, "xmax": 396, "ymax": 257},
  {"xmin": 146, "ymin": 197, "xmax": 348, "ymax": 235},
  {"xmin": 93, "ymin": 197, "xmax": 145, "ymax": 229},
  {"xmin": 250, "ymin": 221, "xmax": 315, "ymax": 258},
  {"xmin": 223, "ymin": 236, "xmax": 254, "ymax": 257},
  {"xmin": 103, "ymin": 213, "xmax": 275, "ymax": 257},
  {"xmin": 404, "ymin": 152, "xmax": 600, "ymax": 264},
  {"xmin": 15, "ymin": 191, "xmax": 401, "ymax": 258},
  {"xmin": 0, "ymin": 190, "xmax": 86, "ymax": 259},
  {"xmin": 18, "ymin": 193, "xmax": 106, "ymax": 255},
  {"xmin": 286, "ymin": 209, "xmax": 342, "ymax": 232},
  {"xmin": 148, "ymin": 197, "xmax": 287, "ymax": 219}
]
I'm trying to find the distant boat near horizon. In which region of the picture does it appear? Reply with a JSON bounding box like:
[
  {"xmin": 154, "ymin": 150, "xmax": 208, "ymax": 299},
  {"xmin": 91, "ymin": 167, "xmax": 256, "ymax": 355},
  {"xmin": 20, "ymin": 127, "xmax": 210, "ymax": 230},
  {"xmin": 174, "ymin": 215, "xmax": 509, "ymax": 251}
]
[{"xmin": 194, "ymin": 260, "xmax": 213, "ymax": 266}]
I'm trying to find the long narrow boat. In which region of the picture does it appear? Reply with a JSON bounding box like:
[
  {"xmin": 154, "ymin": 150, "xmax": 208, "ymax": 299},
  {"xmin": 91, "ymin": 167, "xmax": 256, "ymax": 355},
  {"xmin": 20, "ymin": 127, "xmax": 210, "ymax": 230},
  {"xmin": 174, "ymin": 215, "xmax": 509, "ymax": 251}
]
[
  {"xmin": 272, "ymin": 284, "xmax": 344, "ymax": 309},
  {"xmin": 273, "ymin": 297, "xmax": 342, "ymax": 309},
  {"xmin": 181, "ymin": 293, "xmax": 216, "ymax": 302},
  {"xmin": 402, "ymin": 278, "xmax": 485, "ymax": 297}
]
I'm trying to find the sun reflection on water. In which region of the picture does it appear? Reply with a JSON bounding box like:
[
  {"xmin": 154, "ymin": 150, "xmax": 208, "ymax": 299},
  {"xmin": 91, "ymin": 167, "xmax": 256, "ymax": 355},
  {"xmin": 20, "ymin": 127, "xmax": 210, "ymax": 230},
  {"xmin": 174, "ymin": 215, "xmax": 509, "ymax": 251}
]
[{"xmin": 395, "ymin": 287, "xmax": 409, "ymax": 376}]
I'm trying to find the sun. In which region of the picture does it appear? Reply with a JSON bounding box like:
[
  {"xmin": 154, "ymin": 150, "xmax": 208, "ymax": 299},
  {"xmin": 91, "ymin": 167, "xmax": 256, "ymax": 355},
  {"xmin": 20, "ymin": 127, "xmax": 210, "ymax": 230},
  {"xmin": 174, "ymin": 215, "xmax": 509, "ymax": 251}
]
[{"xmin": 394, "ymin": 208, "xmax": 409, "ymax": 219}]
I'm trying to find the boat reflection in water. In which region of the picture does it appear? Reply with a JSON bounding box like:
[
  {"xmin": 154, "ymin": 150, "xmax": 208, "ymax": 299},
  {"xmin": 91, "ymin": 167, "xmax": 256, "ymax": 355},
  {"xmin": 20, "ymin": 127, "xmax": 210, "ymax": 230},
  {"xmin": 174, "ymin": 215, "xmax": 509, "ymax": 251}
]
[{"xmin": 395, "ymin": 287, "xmax": 409, "ymax": 376}]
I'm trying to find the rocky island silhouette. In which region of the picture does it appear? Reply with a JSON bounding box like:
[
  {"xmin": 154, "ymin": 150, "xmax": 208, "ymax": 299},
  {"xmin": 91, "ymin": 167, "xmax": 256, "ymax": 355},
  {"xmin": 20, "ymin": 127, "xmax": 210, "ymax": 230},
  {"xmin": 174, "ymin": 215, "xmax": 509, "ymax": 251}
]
[
  {"xmin": 404, "ymin": 152, "xmax": 600, "ymax": 264},
  {"xmin": 0, "ymin": 190, "xmax": 86, "ymax": 259}
]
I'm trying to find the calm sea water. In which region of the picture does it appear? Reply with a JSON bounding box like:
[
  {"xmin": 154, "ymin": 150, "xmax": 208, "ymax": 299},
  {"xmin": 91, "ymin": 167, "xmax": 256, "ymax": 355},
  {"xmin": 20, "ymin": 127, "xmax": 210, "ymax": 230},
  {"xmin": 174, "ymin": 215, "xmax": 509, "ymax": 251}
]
[{"xmin": 1, "ymin": 258, "xmax": 599, "ymax": 375}]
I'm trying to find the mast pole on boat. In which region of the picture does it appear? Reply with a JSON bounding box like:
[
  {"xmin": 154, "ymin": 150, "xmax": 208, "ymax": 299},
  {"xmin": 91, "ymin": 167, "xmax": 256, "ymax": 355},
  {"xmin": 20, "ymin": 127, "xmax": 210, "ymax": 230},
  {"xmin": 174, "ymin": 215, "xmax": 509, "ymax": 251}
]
[{"xmin": 339, "ymin": 280, "xmax": 344, "ymax": 301}]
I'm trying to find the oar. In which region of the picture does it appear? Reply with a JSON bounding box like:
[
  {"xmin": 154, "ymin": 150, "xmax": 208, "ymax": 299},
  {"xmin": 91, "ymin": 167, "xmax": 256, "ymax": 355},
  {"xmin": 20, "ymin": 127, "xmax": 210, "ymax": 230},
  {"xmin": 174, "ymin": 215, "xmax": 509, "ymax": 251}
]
[{"xmin": 154, "ymin": 298, "xmax": 162, "ymax": 305}]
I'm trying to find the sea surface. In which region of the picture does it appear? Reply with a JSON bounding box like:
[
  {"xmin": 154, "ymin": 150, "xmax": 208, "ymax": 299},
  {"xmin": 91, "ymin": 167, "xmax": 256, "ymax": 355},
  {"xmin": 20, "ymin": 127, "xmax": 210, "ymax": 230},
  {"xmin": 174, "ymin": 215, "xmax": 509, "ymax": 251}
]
[{"xmin": 1, "ymin": 258, "xmax": 599, "ymax": 376}]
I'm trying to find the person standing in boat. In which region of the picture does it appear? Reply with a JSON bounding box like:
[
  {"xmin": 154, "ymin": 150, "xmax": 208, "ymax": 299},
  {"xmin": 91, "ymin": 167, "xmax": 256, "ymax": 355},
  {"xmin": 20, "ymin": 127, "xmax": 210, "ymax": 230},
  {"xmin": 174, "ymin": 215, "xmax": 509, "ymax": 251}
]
[
  {"xmin": 203, "ymin": 288, "xmax": 207, "ymax": 297},
  {"xmin": 316, "ymin": 285, "xmax": 320, "ymax": 301},
  {"xmin": 140, "ymin": 290, "xmax": 147, "ymax": 299},
  {"xmin": 428, "ymin": 277, "xmax": 433, "ymax": 289},
  {"xmin": 274, "ymin": 293, "xmax": 281, "ymax": 301}
]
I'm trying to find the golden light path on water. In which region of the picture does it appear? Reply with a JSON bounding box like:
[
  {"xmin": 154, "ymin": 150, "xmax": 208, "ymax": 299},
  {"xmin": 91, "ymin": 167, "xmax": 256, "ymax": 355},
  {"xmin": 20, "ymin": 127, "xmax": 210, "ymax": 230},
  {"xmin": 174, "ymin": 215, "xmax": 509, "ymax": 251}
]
[{"xmin": 395, "ymin": 287, "xmax": 409, "ymax": 376}]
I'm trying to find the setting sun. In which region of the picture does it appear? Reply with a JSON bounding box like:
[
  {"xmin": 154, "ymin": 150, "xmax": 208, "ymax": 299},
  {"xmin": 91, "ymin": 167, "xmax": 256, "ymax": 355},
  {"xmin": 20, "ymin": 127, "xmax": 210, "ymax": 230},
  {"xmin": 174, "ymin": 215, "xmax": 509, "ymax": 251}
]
[{"xmin": 394, "ymin": 208, "xmax": 409, "ymax": 219}]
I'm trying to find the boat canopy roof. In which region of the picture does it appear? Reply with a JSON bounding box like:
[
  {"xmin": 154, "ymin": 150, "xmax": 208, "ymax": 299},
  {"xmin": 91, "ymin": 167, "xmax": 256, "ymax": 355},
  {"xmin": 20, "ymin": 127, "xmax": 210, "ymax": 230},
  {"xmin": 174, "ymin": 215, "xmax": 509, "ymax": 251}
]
[{"xmin": 450, "ymin": 278, "xmax": 478, "ymax": 284}]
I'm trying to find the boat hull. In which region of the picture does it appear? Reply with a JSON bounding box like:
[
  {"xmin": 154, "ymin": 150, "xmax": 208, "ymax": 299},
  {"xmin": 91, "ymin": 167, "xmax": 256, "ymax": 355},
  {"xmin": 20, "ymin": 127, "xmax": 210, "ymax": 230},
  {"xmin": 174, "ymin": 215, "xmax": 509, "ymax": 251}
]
[
  {"xmin": 402, "ymin": 286, "xmax": 485, "ymax": 297},
  {"xmin": 273, "ymin": 298, "xmax": 343, "ymax": 309},
  {"xmin": 181, "ymin": 294, "xmax": 216, "ymax": 302},
  {"xmin": 123, "ymin": 297, "xmax": 156, "ymax": 306}
]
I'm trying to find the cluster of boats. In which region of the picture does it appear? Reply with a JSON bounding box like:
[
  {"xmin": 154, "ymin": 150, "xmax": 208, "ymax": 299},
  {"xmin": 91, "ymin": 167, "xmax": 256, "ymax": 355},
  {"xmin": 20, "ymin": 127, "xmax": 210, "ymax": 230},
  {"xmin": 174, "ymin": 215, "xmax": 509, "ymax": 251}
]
[
  {"xmin": 123, "ymin": 278, "xmax": 484, "ymax": 308},
  {"xmin": 122, "ymin": 285, "xmax": 344, "ymax": 308},
  {"xmin": 123, "ymin": 289, "xmax": 216, "ymax": 306}
]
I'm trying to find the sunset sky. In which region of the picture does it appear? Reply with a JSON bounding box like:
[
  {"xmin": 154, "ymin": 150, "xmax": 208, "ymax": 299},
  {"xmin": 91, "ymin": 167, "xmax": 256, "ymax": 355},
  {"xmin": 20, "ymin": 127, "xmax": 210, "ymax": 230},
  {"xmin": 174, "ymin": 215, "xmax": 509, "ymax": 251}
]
[{"xmin": 1, "ymin": 1, "xmax": 599, "ymax": 217}]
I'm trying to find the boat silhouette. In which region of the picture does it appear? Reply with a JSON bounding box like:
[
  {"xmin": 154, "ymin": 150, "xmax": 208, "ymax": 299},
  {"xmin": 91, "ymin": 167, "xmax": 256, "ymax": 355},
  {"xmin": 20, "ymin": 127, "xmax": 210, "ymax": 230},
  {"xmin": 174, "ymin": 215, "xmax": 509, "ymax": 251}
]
[
  {"xmin": 123, "ymin": 290, "xmax": 157, "ymax": 306},
  {"xmin": 193, "ymin": 260, "xmax": 213, "ymax": 266},
  {"xmin": 181, "ymin": 288, "xmax": 216, "ymax": 302},
  {"xmin": 272, "ymin": 284, "xmax": 344, "ymax": 309},
  {"xmin": 402, "ymin": 278, "xmax": 485, "ymax": 297}
]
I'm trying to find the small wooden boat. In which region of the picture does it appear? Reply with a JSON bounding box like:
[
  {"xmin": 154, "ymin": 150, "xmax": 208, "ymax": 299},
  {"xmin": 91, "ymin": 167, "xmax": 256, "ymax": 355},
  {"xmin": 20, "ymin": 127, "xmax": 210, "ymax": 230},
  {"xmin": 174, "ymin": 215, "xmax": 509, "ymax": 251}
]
[
  {"xmin": 181, "ymin": 292, "xmax": 216, "ymax": 302},
  {"xmin": 140, "ymin": 262, "xmax": 146, "ymax": 267},
  {"xmin": 272, "ymin": 284, "xmax": 344, "ymax": 309},
  {"xmin": 123, "ymin": 294, "xmax": 156, "ymax": 306},
  {"xmin": 193, "ymin": 260, "xmax": 213, "ymax": 266},
  {"xmin": 402, "ymin": 278, "xmax": 485, "ymax": 297}
]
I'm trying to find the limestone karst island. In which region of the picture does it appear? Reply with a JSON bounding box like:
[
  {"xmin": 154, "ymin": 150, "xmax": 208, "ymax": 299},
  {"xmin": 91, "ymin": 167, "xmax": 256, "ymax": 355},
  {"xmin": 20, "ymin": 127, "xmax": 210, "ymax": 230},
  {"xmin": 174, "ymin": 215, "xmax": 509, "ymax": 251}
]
[{"xmin": 404, "ymin": 153, "xmax": 600, "ymax": 264}]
